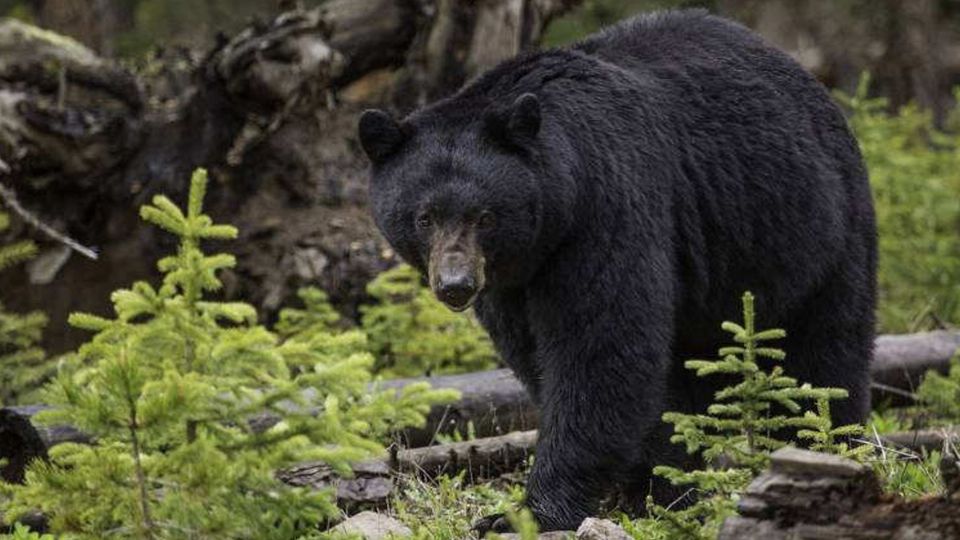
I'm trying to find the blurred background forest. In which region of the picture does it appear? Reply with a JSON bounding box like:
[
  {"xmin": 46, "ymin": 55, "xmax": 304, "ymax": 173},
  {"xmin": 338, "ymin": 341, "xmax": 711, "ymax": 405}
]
[{"xmin": 3, "ymin": 0, "xmax": 960, "ymax": 111}]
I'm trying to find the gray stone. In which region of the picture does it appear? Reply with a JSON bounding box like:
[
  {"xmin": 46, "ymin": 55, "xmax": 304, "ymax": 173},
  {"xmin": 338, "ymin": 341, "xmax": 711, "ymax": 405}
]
[
  {"xmin": 769, "ymin": 446, "xmax": 866, "ymax": 478},
  {"xmin": 330, "ymin": 511, "xmax": 412, "ymax": 539},
  {"xmin": 576, "ymin": 518, "xmax": 631, "ymax": 540}
]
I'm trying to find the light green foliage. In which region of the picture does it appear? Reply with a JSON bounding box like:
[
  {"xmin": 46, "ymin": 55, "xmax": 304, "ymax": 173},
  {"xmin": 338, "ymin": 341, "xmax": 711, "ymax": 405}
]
[
  {"xmin": 276, "ymin": 270, "xmax": 499, "ymax": 378},
  {"xmin": 916, "ymin": 351, "xmax": 960, "ymax": 423},
  {"xmin": 389, "ymin": 473, "xmax": 525, "ymax": 540},
  {"xmin": 361, "ymin": 264, "xmax": 498, "ymax": 377},
  {"xmin": 662, "ymin": 292, "xmax": 850, "ymax": 472},
  {"xmin": 2, "ymin": 523, "xmax": 54, "ymax": 540},
  {"xmin": 275, "ymin": 287, "xmax": 343, "ymax": 339},
  {"xmin": 0, "ymin": 208, "xmax": 49, "ymax": 405},
  {"xmin": 633, "ymin": 292, "xmax": 866, "ymax": 540},
  {"xmin": 0, "ymin": 303, "xmax": 48, "ymax": 404},
  {"xmin": 867, "ymin": 408, "xmax": 914, "ymax": 435},
  {"xmin": 874, "ymin": 448, "xmax": 944, "ymax": 499},
  {"xmin": 837, "ymin": 76, "xmax": 960, "ymax": 332},
  {"xmin": 797, "ymin": 397, "xmax": 872, "ymax": 461},
  {"xmin": 629, "ymin": 469, "xmax": 748, "ymax": 540},
  {"xmin": 0, "ymin": 169, "xmax": 456, "ymax": 539},
  {"xmin": 0, "ymin": 211, "xmax": 36, "ymax": 271}
]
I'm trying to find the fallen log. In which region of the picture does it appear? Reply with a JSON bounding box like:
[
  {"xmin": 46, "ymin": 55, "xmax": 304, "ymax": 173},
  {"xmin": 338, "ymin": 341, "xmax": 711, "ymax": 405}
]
[
  {"xmin": 879, "ymin": 427, "xmax": 960, "ymax": 454},
  {"xmin": 872, "ymin": 330, "xmax": 960, "ymax": 400},
  {"xmin": 2, "ymin": 330, "xmax": 958, "ymax": 484},
  {"xmin": 396, "ymin": 330, "xmax": 960, "ymax": 444},
  {"xmin": 278, "ymin": 430, "xmax": 538, "ymax": 511}
]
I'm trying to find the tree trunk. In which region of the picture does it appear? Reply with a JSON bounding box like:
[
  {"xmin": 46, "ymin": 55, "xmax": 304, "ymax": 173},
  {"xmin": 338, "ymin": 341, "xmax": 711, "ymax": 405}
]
[{"xmin": 0, "ymin": 0, "xmax": 582, "ymax": 354}]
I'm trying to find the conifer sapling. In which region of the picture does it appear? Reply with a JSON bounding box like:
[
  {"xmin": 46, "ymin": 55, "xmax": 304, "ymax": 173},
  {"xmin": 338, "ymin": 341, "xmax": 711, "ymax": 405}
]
[{"xmin": 0, "ymin": 169, "xmax": 456, "ymax": 539}]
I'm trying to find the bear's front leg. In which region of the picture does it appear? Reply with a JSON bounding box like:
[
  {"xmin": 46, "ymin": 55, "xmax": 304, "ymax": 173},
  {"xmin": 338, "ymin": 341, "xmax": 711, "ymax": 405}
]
[
  {"xmin": 519, "ymin": 251, "xmax": 675, "ymax": 531},
  {"xmin": 525, "ymin": 323, "xmax": 673, "ymax": 530}
]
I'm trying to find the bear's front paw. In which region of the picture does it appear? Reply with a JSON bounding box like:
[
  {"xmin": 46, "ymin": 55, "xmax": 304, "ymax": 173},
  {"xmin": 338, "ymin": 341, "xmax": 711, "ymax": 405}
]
[{"xmin": 471, "ymin": 513, "xmax": 513, "ymax": 536}]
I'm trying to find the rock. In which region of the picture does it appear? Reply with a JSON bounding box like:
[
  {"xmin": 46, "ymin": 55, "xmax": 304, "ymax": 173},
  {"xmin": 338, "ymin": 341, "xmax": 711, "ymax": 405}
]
[
  {"xmin": 769, "ymin": 446, "xmax": 866, "ymax": 478},
  {"xmin": 718, "ymin": 447, "xmax": 960, "ymax": 539},
  {"xmin": 494, "ymin": 517, "xmax": 629, "ymax": 540},
  {"xmin": 329, "ymin": 511, "xmax": 412, "ymax": 539},
  {"xmin": 576, "ymin": 517, "xmax": 631, "ymax": 540}
]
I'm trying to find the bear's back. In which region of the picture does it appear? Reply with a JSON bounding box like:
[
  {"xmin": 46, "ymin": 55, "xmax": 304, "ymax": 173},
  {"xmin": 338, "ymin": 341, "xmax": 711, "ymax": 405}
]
[
  {"xmin": 572, "ymin": 10, "xmax": 789, "ymax": 83},
  {"xmin": 573, "ymin": 10, "xmax": 873, "ymax": 337}
]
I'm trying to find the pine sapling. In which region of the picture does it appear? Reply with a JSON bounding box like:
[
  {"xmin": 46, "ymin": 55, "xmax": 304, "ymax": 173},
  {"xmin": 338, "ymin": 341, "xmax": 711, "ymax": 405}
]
[
  {"xmin": 1, "ymin": 169, "xmax": 457, "ymax": 539},
  {"xmin": 797, "ymin": 397, "xmax": 873, "ymax": 461},
  {"xmin": 640, "ymin": 291, "xmax": 866, "ymax": 539},
  {"xmin": 0, "ymin": 207, "xmax": 48, "ymax": 405}
]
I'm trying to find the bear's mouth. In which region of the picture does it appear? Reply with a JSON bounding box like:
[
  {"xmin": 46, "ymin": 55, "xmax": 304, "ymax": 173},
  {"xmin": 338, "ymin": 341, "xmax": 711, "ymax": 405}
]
[{"xmin": 437, "ymin": 289, "xmax": 479, "ymax": 312}]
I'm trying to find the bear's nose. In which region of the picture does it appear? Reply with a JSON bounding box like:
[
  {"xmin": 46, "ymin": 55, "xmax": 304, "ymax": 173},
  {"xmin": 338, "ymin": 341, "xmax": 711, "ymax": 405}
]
[{"xmin": 437, "ymin": 274, "xmax": 477, "ymax": 310}]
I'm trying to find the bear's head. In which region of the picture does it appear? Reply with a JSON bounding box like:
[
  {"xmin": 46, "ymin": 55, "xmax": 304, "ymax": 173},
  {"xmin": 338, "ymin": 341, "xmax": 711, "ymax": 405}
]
[{"xmin": 358, "ymin": 93, "xmax": 557, "ymax": 311}]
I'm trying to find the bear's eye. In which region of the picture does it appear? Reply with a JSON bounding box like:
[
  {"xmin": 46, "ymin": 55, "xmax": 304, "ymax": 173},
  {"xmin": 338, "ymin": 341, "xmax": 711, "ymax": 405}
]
[
  {"xmin": 415, "ymin": 213, "xmax": 433, "ymax": 229},
  {"xmin": 477, "ymin": 211, "xmax": 495, "ymax": 230}
]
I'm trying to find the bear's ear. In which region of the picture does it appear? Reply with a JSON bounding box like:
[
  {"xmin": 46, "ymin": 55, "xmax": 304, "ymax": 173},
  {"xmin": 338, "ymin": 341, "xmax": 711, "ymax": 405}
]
[
  {"xmin": 507, "ymin": 93, "xmax": 541, "ymax": 139},
  {"xmin": 484, "ymin": 93, "xmax": 541, "ymax": 148},
  {"xmin": 358, "ymin": 109, "xmax": 407, "ymax": 164}
]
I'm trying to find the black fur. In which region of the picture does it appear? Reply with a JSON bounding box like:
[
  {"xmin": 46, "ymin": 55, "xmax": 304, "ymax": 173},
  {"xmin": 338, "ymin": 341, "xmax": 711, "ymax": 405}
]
[{"xmin": 359, "ymin": 10, "xmax": 876, "ymax": 531}]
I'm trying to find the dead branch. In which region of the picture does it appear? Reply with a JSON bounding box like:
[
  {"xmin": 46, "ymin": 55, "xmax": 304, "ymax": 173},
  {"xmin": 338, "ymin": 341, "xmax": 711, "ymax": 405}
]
[{"xmin": 279, "ymin": 430, "xmax": 537, "ymax": 510}]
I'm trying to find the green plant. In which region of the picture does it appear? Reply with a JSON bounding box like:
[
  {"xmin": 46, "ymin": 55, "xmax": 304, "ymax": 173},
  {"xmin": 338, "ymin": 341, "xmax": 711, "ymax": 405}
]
[
  {"xmin": 0, "ymin": 206, "xmax": 48, "ymax": 405},
  {"xmin": 0, "ymin": 210, "xmax": 35, "ymax": 271},
  {"xmin": 0, "ymin": 169, "xmax": 456, "ymax": 539},
  {"xmin": 837, "ymin": 76, "xmax": 960, "ymax": 332},
  {"xmin": 0, "ymin": 302, "xmax": 48, "ymax": 405},
  {"xmin": 866, "ymin": 408, "xmax": 915, "ymax": 435},
  {"xmin": 361, "ymin": 264, "xmax": 499, "ymax": 377},
  {"xmin": 1, "ymin": 523, "xmax": 54, "ymax": 540},
  {"xmin": 873, "ymin": 447, "xmax": 944, "ymax": 499},
  {"xmin": 633, "ymin": 292, "xmax": 865, "ymax": 539},
  {"xmin": 275, "ymin": 287, "xmax": 343, "ymax": 339},
  {"xmin": 390, "ymin": 472, "xmax": 526, "ymax": 540},
  {"xmin": 797, "ymin": 397, "xmax": 872, "ymax": 461},
  {"xmin": 916, "ymin": 351, "xmax": 960, "ymax": 423},
  {"xmin": 661, "ymin": 292, "xmax": 852, "ymax": 473}
]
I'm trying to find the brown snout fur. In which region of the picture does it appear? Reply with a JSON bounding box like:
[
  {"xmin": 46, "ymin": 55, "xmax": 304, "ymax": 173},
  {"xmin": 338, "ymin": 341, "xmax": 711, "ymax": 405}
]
[{"xmin": 428, "ymin": 224, "xmax": 486, "ymax": 310}]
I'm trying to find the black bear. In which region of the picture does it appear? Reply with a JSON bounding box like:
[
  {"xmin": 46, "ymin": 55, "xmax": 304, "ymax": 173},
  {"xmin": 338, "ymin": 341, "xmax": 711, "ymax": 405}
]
[{"xmin": 357, "ymin": 9, "xmax": 876, "ymax": 532}]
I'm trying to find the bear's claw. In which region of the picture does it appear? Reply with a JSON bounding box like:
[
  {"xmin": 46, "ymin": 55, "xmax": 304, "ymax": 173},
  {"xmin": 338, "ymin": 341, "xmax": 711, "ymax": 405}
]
[{"xmin": 471, "ymin": 513, "xmax": 513, "ymax": 536}]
